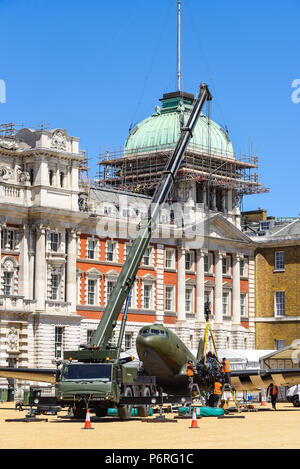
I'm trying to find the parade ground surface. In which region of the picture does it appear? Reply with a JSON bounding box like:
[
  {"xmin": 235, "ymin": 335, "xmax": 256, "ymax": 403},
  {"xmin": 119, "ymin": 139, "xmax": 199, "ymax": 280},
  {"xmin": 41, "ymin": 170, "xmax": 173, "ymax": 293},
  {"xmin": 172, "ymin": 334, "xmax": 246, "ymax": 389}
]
[{"xmin": 0, "ymin": 401, "xmax": 299, "ymax": 450}]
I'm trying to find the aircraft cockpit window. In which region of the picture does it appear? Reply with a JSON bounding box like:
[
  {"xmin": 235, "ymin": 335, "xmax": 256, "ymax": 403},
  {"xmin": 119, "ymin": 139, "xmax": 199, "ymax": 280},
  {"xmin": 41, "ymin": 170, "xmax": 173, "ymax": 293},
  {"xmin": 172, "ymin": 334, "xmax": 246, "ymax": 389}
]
[
  {"xmin": 139, "ymin": 329, "xmax": 149, "ymax": 335},
  {"xmin": 150, "ymin": 329, "xmax": 160, "ymax": 335}
]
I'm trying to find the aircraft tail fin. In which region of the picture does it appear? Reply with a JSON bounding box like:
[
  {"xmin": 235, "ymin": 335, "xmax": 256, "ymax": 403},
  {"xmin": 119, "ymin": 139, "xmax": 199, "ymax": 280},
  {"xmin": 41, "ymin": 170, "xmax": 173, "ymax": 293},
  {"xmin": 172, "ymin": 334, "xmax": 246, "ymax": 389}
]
[{"xmin": 196, "ymin": 338, "xmax": 204, "ymax": 361}]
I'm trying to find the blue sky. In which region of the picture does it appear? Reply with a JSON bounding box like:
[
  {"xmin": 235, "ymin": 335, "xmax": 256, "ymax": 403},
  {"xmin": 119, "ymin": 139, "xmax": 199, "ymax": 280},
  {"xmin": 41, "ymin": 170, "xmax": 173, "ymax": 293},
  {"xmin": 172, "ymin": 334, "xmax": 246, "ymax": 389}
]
[{"xmin": 0, "ymin": 0, "xmax": 299, "ymax": 217}]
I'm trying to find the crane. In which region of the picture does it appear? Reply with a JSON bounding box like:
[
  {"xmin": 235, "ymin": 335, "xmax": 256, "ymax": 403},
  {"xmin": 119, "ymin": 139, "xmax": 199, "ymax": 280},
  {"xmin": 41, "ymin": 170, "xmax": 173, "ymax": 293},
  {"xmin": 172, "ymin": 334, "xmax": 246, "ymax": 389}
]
[{"xmin": 58, "ymin": 83, "xmax": 212, "ymax": 418}]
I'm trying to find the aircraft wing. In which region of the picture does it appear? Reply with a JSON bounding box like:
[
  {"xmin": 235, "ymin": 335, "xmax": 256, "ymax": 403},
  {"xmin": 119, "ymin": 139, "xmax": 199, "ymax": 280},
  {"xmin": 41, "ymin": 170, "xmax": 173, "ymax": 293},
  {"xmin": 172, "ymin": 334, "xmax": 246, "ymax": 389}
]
[
  {"xmin": 231, "ymin": 367, "xmax": 300, "ymax": 391},
  {"xmin": 0, "ymin": 367, "xmax": 57, "ymax": 384}
]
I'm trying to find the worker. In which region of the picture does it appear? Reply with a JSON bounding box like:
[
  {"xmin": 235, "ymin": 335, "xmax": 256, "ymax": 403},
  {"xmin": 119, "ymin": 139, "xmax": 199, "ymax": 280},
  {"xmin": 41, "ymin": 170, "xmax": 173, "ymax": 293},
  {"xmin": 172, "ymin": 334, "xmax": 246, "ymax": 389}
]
[
  {"xmin": 221, "ymin": 357, "xmax": 232, "ymax": 386},
  {"xmin": 186, "ymin": 359, "xmax": 196, "ymax": 389},
  {"xmin": 267, "ymin": 383, "xmax": 279, "ymax": 410},
  {"xmin": 211, "ymin": 380, "xmax": 223, "ymax": 407}
]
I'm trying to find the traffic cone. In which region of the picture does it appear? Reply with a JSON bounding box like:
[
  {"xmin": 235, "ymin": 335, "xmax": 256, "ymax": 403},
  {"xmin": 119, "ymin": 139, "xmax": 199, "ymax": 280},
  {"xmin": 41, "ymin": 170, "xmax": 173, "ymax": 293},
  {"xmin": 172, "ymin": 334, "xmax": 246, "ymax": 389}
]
[
  {"xmin": 189, "ymin": 408, "xmax": 199, "ymax": 429},
  {"xmin": 260, "ymin": 391, "xmax": 265, "ymax": 406},
  {"xmin": 82, "ymin": 408, "xmax": 94, "ymax": 430}
]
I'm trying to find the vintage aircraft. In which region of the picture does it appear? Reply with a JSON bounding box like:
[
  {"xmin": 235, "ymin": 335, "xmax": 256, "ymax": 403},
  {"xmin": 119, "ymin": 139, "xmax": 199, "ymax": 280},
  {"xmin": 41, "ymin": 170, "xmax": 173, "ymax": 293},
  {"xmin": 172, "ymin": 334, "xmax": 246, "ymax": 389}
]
[
  {"xmin": 136, "ymin": 322, "xmax": 300, "ymax": 395},
  {"xmin": 1, "ymin": 322, "xmax": 300, "ymax": 402}
]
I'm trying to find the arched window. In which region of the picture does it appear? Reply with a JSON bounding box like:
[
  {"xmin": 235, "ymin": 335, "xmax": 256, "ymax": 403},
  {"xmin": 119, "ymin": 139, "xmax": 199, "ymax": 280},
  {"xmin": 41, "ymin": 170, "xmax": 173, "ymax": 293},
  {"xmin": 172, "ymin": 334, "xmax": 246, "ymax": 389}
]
[{"xmin": 1, "ymin": 256, "xmax": 18, "ymax": 296}]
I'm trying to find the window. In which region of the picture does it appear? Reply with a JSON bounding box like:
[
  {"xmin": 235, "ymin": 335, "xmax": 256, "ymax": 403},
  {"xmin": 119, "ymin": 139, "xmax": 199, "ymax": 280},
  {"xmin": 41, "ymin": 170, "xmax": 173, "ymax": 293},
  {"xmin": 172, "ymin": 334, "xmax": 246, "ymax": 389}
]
[
  {"xmin": 275, "ymin": 291, "xmax": 285, "ymax": 316},
  {"xmin": 142, "ymin": 247, "xmax": 152, "ymax": 266},
  {"xmin": 185, "ymin": 288, "xmax": 193, "ymax": 313},
  {"xmin": 275, "ymin": 251, "xmax": 285, "ymax": 270},
  {"xmin": 122, "ymin": 208, "xmax": 130, "ymax": 218},
  {"xmin": 49, "ymin": 170, "xmax": 54, "ymax": 186},
  {"xmin": 222, "ymin": 292, "xmax": 229, "ymax": 316},
  {"xmin": 124, "ymin": 243, "xmax": 132, "ymax": 261},
  {"xmin": 87, "ymin": 279, "xmax": 96, "ymax": 305},
  {"xmin": 165, "ymin": 249, "xmax": 175, "ymax": 269},
  {"xmin": 125, "ymin": 333, "xmax": 132, "ymax": 351},
  {"xmin": 50, "ymin": 232, "xmax": 59, "ymax": 252},
  {"xmin": 165, "ymin": 286, "xmax": 174, "ymax": 311},
  {"xmin": 29, "ymin": 169, "xmax": 34, "ymax": 185},
  {"xmin": 240, "ymin": 293, "xmax": 247, "ymax": 317},
  {"xmin": 55, "ymin": 327, "xmax": 64, "ymax": 359},
  {"xmin": 240, "ymin": 259, "xmax": 246, "ymax": 277},
  {"xmin": 104, "ymin": 205, "xmax": 112, "ymax": 216},
  {"xmin": 87, "ymin": 330, "xmax": 94, "ymax": 346},
  {"xmin": 106, "ymin": 280, "xmax": 116, "ymax": 301},
  {"xmin": 50, "ymin": 274, "xmax": 59, "ymax": 300},
  {"xmin": 275, "ymin": 339, "xmax": 286, "ymax": 350},
  {"xmin": 7, "ymin": 230, "xmax": 15, "ymax": 250},
  {"xmin": 222, "ymin": 256, "xmax": 231, "ymax": 275},
  {"xmin": 87, "ymin": 239, "xmax": 96, "ymax": 260},
  {"xmin": 60, "ymin": 171, "xmax": 64, "ymax": 188},
  {"xmin": 3, "ymin": 271, "xmax": 13, "ymax": 295},
  {"xmin": 106, "ymin": 241, "xmax": 115, "ymax": 262},
  {"xmin": 185, "ymin": 252, "xmax": 194, "ymax": 271},
  {"xmin": 260, "ymin": 220, "xmax": 273, "ymax": 231},
  {"xmin": 204, "ymin": 253, "xmax": 213, "ymax": 274},
  {"xmin": 204, "ymin": 291, "xmax": 211, "ymax": 306},
  {"xmin": 143, "ymin": 284, "xmax": 152, "ymax": 309}
]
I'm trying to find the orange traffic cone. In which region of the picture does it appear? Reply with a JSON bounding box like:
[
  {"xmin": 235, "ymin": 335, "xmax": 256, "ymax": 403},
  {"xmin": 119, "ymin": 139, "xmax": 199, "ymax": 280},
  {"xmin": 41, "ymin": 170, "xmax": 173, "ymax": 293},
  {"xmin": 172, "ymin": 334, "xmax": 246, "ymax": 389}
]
[
  {"xmin": 82, "ymin": 408, "xmax": 94, "ymax": 430},
  {"xmin": 260, "ymin": 391, "xmax": 266, "ymax": 406},
  {"xmin": 189, "ymin": 408, "xmax": 199, "ymax": 429}
]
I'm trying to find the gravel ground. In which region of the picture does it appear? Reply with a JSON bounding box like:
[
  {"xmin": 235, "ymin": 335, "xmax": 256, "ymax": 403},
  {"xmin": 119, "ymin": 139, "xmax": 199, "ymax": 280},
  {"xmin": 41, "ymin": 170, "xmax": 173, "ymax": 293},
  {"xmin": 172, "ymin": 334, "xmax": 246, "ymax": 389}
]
[{"xmin": 0, "ymin": 401, "xmax": 299, "ymax": 449}]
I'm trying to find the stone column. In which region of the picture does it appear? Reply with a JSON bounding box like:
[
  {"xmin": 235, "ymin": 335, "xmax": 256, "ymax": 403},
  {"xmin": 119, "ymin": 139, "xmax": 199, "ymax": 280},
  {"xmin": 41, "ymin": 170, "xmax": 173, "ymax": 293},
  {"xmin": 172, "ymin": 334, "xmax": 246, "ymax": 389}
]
[
  {"xmin": 232, "ymin": 253, "xmax": 242, "ymax": 325},
  {"xmin": 222, "ymin": 190, "xmax": 227, "ymax": 212},
  {"xmin": 0, "ymin": 225, "xmax": 4, "ymax": 292},
  {"xmin": 196, "ymin": 249, "xmax": 207, "ymax": 323},
  {"xmin": 214, "ymin": 251, "xmax": 224, "ymax": 323},
  {"xmin": 66, "ymin": 229, "xmax": 77, "ymax": 312},
  {"xmin": 227, "ymin": 189, "xmax": 233, "ymax": 212},
  {"xmin": 35, "ymin": 225, "xmax": 46, "ymax": 311},
  {"xmin": 212, "ymin": 187, "xmax": 217, "ymax": 211},
  {"xmin": 177, "ymin": 245, "xmax": 186, "ymax": 321},
  {"xmin": 202, "ymin": 184, "xmax": 207, "ymax": 208}
]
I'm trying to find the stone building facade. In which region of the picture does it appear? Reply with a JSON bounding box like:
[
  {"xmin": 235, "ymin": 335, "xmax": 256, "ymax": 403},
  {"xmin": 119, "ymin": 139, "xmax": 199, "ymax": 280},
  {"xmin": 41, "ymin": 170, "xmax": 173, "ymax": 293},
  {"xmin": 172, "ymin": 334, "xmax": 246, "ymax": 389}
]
[
  {"xmin": 0, "ymin": 114, "xmax": 259, "ymax": 395},
  {"xmin": 246, "ymin": 217, "xmax": 300, "ymax": 350}
]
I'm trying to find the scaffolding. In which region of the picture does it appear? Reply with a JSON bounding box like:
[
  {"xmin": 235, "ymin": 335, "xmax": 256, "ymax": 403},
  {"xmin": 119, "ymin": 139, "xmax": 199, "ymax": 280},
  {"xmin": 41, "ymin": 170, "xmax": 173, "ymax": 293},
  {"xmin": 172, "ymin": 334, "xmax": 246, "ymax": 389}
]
[
  {"xmin": 0, "ymin": 121, "xmax": 51, "ymax": 139},
  {"xmin": 96, "ymin": 142, "xmax": 269, "ymax": 197}
]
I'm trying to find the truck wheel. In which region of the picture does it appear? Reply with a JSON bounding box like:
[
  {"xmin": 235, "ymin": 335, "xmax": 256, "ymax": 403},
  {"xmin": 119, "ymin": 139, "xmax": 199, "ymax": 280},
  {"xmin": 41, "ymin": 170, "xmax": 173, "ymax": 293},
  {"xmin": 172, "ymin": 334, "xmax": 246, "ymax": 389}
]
[
  {"xmin": 94, "ymin": 406, "xmax": 108, "ymax": 417},
  {"xmin": 137, "ymin": 387, "xmax": 151, "ymax": 417},
  {"xmin": 72, "ymin": 402, "xmax": 86, "ymax": 419},
  {"xmin": 118, "ymin": 386, "xmax": 133, "ymax": 420},
  {"xmin": 292, "ymin": 395, "xmax": 300, "ymax": 407}
]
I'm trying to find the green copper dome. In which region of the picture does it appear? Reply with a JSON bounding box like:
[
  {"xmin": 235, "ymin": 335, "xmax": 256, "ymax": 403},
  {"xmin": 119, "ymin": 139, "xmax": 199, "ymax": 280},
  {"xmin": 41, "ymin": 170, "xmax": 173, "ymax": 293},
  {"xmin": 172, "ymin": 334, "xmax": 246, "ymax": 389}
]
[{"xmin": 125, "ymin": 91, "xmax": 234, "ymax": 158}]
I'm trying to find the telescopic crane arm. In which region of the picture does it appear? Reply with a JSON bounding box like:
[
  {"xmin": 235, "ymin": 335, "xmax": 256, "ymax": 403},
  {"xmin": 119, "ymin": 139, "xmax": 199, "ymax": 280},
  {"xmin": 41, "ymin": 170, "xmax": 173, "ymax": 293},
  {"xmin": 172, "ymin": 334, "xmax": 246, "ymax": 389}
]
[{"xmin": 90, "ymin": 83, "xmax": 212, "ymax": 351}]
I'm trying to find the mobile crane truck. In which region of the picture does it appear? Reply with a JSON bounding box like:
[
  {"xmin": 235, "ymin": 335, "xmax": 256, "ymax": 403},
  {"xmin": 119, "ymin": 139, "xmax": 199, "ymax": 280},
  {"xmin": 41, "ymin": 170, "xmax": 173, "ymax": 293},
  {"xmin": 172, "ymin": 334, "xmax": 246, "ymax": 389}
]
[{"xmin": 56, "ymin": 83, "xmax": 212, "ymax": 419}]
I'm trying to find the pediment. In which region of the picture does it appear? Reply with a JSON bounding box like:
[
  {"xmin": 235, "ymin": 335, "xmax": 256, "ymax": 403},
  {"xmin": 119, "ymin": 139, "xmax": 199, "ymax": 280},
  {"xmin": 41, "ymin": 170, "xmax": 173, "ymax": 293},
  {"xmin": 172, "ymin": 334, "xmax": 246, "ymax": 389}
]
[
  {"xmin": 104, "ymin": 269, "xmax": 119, "ymax": 278},
  {"xmin": 205, "ymin": 279, "xmax": 214, "ymax": 288},
  {"xmin": 186, "ymin": 214, "xmax": 254, "ymax": 245},
  {"xmin": 86, "ymin": 267, "xmax": 101, "ymax": 277},
  {"xmin": 141, "ymin": 273, "xmax": 156, "ymax": 281}
]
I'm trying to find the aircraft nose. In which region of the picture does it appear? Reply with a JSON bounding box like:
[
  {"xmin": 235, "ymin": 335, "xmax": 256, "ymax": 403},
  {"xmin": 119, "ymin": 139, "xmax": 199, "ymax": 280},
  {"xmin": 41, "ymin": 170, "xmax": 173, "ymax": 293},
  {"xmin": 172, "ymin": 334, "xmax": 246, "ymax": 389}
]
[{"xmin": 136, "ymin": 334, "xmax": 158, "ymax": 356}]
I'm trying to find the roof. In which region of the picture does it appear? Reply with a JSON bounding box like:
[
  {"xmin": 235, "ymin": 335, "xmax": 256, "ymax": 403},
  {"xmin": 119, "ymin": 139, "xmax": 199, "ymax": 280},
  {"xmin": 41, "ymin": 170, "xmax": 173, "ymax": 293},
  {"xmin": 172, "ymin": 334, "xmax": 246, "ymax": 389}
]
[
  {"xmin": 260, "ymin": 343, "xmax": 300, "ymax": 361},
  {"xmin": 124, "ymin": 91, "xmax": 234, "ymax": 159}
]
